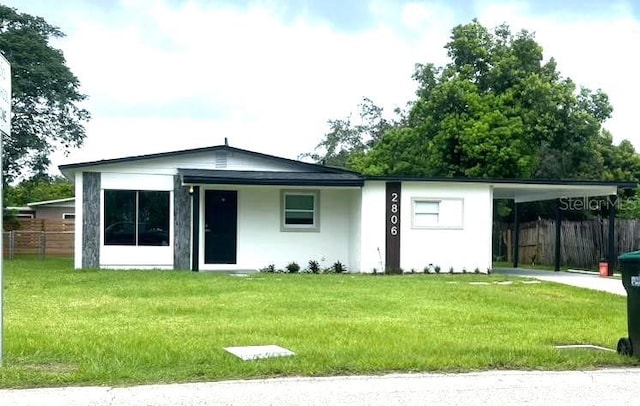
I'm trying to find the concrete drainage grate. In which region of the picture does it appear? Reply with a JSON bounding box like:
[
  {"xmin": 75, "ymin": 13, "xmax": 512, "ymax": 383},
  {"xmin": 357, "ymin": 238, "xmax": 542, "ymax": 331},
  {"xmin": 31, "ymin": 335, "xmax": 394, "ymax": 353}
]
[{"xmin": 554, "ymin": 344, "xmax": 616, "ymax": 352}]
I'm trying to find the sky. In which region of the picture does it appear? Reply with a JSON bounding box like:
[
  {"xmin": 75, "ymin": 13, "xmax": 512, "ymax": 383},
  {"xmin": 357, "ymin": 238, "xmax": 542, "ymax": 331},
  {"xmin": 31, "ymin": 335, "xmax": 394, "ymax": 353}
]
[{"xmin": 3, "ymin": 0, "xmax": 640, "ymax": 175}]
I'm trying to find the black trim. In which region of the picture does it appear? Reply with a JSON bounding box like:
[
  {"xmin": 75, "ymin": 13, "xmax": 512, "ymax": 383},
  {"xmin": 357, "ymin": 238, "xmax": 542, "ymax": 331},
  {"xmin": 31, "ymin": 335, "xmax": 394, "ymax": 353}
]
[
  {"xmin": 365, "ymin": 175, "xmax": 636, "ymax": 189},
  {"xmin": 59, "ymin": 145, "xmax": 359, "ymax": 175},
  {"xmin": 191, "ymin": 186, "xmax": 200, "ymax": 272},
  {"xmin": 180, "ymin": 169, "xmax": 364, "ymax": 187}
]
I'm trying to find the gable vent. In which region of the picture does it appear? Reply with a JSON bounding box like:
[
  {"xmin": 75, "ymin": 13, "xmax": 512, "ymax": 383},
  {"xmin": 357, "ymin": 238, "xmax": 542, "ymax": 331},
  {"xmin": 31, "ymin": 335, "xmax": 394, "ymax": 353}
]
[{"xmin": 215, "ymin": 151, "xmax": 228, "ymax": 169}]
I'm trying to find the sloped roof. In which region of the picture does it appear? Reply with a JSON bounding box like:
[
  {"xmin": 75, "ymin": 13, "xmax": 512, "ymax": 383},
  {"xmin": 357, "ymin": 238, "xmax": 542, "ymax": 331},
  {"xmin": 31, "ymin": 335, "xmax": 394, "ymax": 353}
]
[{"xmin": 58, "ymin": 145, "xmax": 357, "ymax": 174}]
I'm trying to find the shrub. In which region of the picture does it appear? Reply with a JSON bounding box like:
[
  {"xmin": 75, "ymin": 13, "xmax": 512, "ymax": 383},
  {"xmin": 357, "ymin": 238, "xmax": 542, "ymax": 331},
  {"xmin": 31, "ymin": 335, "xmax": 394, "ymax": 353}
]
[
  {"xmin": 449, "ymin": 266, "xmax": 454, "ymax": 274},
  {"xmin": 474, "ymin": 267, "xmax": 480, "ymax": 274},
  {"xmin": 308, "ymin": 260, "xmax": 321, "ymax": 274},
  {"xmin": 487, "ymin": 267, "xmax": 492, "ymax": 275},
  {"xmin": 286, "ymin": 262, "xmax": 300, "ymax": 273},
  {"xmin": 462, "ymin": 267, "xmax": 467, "ymax": 274},
  {"xmin": 332, "ymin": 261, "xmax": 347, "ymax": 273},
  {"xmin": 423, "ymin": 266, "xmax": 430, "ymax": 274},
  {"xmin": 434, "ymin": 265, "xmax": 441, "ymax": 274},
  {"xmin": 259, "ymin": 264, "xmax": 276, "ymax": 273}
]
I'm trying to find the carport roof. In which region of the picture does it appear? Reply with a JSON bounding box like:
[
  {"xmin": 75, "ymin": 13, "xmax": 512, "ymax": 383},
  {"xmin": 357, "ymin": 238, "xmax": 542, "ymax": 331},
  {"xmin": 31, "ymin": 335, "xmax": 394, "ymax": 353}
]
[{"xmin": 365, "ymin": 176, "xmax": 635, "ymax": 203}]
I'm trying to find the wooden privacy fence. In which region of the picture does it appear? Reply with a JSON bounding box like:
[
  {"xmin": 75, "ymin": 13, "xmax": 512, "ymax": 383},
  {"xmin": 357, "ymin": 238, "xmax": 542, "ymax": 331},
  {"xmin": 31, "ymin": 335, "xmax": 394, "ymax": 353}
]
[
  {"xmin": 3, "ymin": 219, "xmax": 74, "ymax": 258},
  {"xmin": 495, "ymin": 219, "xmax": 640, "ymax": 269}
]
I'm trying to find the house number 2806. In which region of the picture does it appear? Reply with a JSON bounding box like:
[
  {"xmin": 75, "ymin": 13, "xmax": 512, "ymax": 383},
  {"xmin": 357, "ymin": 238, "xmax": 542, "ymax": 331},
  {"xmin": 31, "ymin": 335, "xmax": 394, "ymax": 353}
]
[{"xmin": 390, "ymin": 192, "xmax": 399, "ymax": 235}]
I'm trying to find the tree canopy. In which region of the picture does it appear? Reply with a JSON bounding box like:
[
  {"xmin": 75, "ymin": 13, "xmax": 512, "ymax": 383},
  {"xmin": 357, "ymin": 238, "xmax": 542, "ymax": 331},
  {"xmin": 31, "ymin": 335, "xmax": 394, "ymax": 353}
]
[
  {"xmin": 0, "ymin": 5, "xmax": 90, "ymax": 182},
  {"xmin": 306, "ymin": 20, "xmax": 639, "ymax": 183},
  {"xmin": 4, "ymin": 174, "xmax": 73, "ymax": 207}
]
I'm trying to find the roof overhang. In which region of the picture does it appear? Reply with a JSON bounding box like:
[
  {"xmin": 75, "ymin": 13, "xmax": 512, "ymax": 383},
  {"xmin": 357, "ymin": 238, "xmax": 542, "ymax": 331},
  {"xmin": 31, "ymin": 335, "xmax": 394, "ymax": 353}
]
[
  {"xmin": 179, "ymin": 169, "xmax": 364, "ymax": 187},
  {"xmin": 492, "ymin": 183, "xmax": 620, "ymax": 203}
]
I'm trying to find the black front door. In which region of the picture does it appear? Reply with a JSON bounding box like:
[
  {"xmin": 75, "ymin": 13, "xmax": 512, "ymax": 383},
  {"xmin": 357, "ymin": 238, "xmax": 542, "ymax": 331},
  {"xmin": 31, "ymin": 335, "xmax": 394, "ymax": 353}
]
[{"xmin": 204, "ymin": 190, "xmax": 237, "ymax": 264}]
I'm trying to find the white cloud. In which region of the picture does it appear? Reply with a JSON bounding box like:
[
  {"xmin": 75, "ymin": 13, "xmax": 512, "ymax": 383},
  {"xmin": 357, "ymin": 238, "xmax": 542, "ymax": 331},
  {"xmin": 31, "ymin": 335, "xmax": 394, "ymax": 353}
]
[{"xmin": 8, "ymin": 0, "xmax": 638, "ymax": 172}]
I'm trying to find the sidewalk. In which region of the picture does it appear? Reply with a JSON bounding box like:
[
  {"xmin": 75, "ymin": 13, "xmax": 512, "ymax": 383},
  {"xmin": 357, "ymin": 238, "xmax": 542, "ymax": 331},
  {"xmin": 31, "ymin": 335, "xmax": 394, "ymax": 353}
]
[
  {"xmin": 1, "ymin": 369, "xmax": 640, "ymax": 405},
  {"xmin": 493, "ymin": 267, "xmax": 626, "ymax": 296}
]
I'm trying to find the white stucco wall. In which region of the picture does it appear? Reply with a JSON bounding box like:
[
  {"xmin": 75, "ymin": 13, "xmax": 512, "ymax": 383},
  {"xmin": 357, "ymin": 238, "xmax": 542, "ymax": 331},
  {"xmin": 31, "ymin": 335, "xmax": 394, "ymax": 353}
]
[
  {"xmin": 399, "ymin": 182, "xmax": 492, "ymax": 273},
  {"xmin": 199, "ymin": 185, "xmax": 359, "ymax": 272},
  {"xmin": 73, "ymin": 150, "xmax": 310, "ymax": 176},
  {"xmin": 359, "ymin": 181, "xmax": 387, "ymax": 273},
  {"xmin": 359, "ymin": 181, "xmax": 493, "ymax": 273},
  {"xmin": 99, "ymin": 173, "xmax": 175, "ymax": 269}
]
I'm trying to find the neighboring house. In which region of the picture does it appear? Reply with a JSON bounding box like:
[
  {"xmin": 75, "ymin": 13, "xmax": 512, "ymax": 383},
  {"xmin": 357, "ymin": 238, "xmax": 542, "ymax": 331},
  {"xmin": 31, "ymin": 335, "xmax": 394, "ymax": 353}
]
[
  {"xmin": 59, "ymin": 145, "xmax": 633, "ymax": 272},
  {"xmin": 6, "ymin": 197, "xmax": 75, "ymax": 220}
]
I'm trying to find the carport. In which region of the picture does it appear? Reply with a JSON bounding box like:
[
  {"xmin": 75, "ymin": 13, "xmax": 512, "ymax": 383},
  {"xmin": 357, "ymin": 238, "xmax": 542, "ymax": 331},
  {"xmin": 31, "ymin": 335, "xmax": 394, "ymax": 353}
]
[{"xmin": 491, "ymin": 180, "xmax": 636, "ymax": 273}]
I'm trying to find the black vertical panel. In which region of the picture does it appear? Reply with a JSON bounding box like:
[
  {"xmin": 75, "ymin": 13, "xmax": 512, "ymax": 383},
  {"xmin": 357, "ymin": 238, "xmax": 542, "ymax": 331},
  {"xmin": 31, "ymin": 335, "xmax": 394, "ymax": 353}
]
[
  {"xmin": 385, "ymin": 182, "xmax": 401, "ymax": 272},
  {"xmin": 513, "ymin": 202, "xmax": 520, "ymax": 268},
  {"xmin": 191, "ymin": 186, "xmax": 200, "ymax": 272}
]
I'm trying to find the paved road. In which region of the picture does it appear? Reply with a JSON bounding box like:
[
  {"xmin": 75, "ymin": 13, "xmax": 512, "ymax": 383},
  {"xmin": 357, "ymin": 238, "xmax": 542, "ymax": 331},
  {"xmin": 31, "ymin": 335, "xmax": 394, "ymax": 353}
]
[
  {"xmin": 494, "ymin": 268, "xmax": 626, "ymax": 296},
  {"xmin": 2, "ymin": 369, "xmax": 640, "ymax": 405}
]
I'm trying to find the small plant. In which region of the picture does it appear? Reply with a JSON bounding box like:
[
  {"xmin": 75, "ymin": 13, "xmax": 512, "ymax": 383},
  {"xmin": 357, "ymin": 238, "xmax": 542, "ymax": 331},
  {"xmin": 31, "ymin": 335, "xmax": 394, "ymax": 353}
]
[
  {"xmin": 487, "ymin": 267, "xmax": 492, "ymax": 275},
  {"xmin": 286, "ymin": 262, "xmax": 300, "ymax": 273},
  {"xmin": 474, "ymin": 267, "xmax": 480, "ymax": 274},
  {"xmin": 449, "ymin": 266, "xmax": 454, "ymax": 274},
  {"xmin": 308, "ymin": 260, "xmax": 321, "ymax": 274},
  {"xmin": 410, "ymin": 268, "xmax": 416, "ymax": 274},
  {"xmin": 332, "ymin": 261, "xmax": 347, "ymax": 273},
  {"xmin": 462, "ymin": 267, "xmax": 467, "ymax": 274},
  {"xmin": 434, "ymin": 265, "xmax": 441, "ymax": 274},
  {"xmin": 423, "ymin": 266, "xmax": 430, "ymax": 274},
  {"xmin": 259, "ymin": 264, "xmax": 276, "ymax": 273}
]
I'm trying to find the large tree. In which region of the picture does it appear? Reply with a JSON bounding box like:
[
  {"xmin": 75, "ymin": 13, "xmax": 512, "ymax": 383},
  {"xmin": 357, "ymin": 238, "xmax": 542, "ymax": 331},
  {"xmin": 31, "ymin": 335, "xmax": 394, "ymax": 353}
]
[
  {"xmin": 4, "ymin": 174, "xmax": 73, "ymax": 207},
  {"xmin": 0, "ymin": 5, "xmax": 90, "ymax": 182},
  {"xmin": 309, "ymin": 20, "xmax": 629, "ymax": 182}
]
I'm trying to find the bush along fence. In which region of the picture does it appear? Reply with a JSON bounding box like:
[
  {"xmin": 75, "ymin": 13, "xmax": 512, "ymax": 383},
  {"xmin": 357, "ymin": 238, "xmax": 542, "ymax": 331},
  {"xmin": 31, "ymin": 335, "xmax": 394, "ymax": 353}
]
[
  {"xmin": 3, "ymin": 219, "xmax": 74, "ymax": 258},
  {"xmin": 494, "ymin": 218, "xmax": 640, "ymax": 270}
]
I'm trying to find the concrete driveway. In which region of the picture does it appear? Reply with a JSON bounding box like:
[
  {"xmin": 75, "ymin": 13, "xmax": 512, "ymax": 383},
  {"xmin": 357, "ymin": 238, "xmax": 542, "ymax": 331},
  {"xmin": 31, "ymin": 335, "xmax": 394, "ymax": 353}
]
[{"xmin": 494, "ymin": 268, "xmax": 626, "ymax": 296}]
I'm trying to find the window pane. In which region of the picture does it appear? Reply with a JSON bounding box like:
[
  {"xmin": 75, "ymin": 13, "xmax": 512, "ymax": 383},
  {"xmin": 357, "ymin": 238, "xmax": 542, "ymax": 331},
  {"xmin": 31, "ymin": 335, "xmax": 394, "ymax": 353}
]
[
  {"xmin": 285, "ymin": 195, "xmax": 314, "ymax": 210},
  {"xmin": 104, "ymin": 190, "xmax": 136, "ymax": 245},
  {"xmin": 285, "ymin": 210, "xmax": 314, "ymax": 225},
  {"xmin": 138, "ymin": 191, "xmax": 170, "ymax": 246},
  {"xmin": 415, "ymin": 201, "xmax": 439, "ymax": 214},
  {"xmin": 415, "ymin": 213, "xmax": 439, "ymax": 227}
]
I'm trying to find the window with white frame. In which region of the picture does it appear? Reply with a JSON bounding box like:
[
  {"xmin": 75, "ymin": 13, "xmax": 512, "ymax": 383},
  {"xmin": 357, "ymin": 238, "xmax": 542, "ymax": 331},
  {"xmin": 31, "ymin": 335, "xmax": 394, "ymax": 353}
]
[
  {"xmin": 281, "ymin": 190, "xmax": 319, "ymax": 231},
  {"xmin": 412, "ymin": 198, "xmax": 464, "ymax": 229},
  {"xmin": 413, "ymin": 200, "xmax": 440, "ymax": 227}
]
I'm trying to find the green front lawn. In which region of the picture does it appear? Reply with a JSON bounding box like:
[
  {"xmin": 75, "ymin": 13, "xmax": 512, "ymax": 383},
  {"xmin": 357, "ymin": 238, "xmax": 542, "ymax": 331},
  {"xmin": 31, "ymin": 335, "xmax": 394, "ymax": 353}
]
[{"xmin": 0, "ymin": 258, "xmax": 636, "ymax": 388}]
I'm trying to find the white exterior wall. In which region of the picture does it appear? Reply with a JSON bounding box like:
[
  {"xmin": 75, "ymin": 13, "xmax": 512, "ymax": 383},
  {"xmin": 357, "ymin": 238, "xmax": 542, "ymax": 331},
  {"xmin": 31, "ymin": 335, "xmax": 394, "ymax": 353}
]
[
  {"xmin": 359, "ymin": 181, "xmax": 387, "ymax": 273},
  {"xmin": 400, "ymin": 182, "xmax": 492, "ymax": 273},
  {"xmin": 199, "ymin": 186, "xmax": 359, "ymax": 271},
  {"xmin": 77, "ymin": 150, "xmax": 307, "ymax": 176},
  {"xmin": 99, "ymin": 173, "xmax": 175, "ymax": 269},
  {"xmin": 74, "ymin": 172, "xmax": 83, "ymax": 269},
  {"xmin": 359, "ymin": 181, "xmax": 493, "ymax": 273}
]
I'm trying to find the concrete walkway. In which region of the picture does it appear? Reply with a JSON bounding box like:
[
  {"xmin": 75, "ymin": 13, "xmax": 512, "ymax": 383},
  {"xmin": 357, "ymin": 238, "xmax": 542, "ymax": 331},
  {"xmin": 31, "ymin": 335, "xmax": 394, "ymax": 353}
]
[
  {"xmin": 2, "ymin": 369, "xmax": 640, "ymax": 405},
  {"xmin": 494, "ymin": 267, "xmax": 627, "ymax": 296}
]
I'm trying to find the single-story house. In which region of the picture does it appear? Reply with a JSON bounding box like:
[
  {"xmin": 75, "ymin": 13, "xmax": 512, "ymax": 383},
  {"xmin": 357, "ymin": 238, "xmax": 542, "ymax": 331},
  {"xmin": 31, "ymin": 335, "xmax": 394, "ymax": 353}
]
[
  {"xmin": 6, "ymin": 197, "xmax": 75, "ymax": 220},
  {"xmin": 59, "ymin": 145, "xmax": 634, "ymax": 272}
]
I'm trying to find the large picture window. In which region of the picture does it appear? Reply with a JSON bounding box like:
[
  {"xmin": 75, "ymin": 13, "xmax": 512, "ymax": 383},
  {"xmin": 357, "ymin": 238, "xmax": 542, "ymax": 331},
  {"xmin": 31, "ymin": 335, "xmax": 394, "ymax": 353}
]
[
  {"xmin": 281, "ymin": 190, "xmax": 319, "ymax": 231},
  {"xmin": 104, "ymin": 190, "xmax": 170, "ymax": 246}
]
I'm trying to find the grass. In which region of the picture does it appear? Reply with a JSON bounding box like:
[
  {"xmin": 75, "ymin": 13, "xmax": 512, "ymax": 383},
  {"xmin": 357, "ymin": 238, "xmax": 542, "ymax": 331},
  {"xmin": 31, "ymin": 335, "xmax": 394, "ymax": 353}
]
[{"xmin": 0, "ymin": 258, "xmax": 636, "ymax": 388}]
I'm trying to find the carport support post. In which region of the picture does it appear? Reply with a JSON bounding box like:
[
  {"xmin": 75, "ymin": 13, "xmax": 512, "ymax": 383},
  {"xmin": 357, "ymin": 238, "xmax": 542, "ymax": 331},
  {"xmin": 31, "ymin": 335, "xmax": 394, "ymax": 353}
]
[
  {"xmin": 608, "ymin": 194, "xmax": 616, "ymax": 276},
  {"xmin": 554, "ymin": 199, "xmax": 562, "ymax": 272},
  {"xmin": 513, "ymin": 202, "xmax": 520, "ymax": 268}
]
